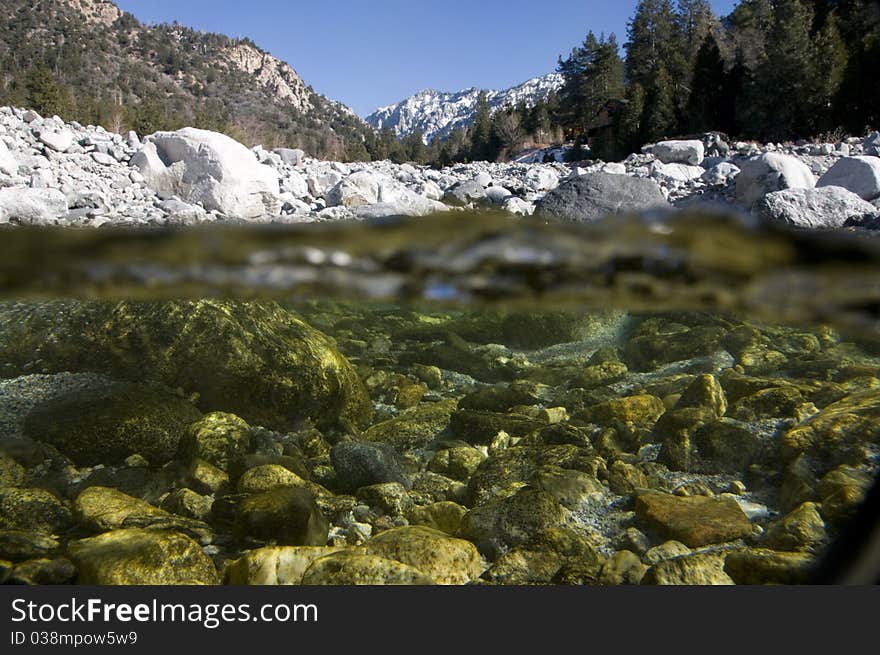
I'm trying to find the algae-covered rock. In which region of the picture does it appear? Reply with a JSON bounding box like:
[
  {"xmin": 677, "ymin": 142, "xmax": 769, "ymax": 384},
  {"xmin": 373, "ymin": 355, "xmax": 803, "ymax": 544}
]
[
  {"xmin": 634, "ymin": 490, "xmax": 752, "ymax": 547},
  {"xmin": 482, "ymin": 549, "xmax": 563, "ymax": 584},
  {"xmin": 450, "ymin": 409, "xmax": 544, "ymax": 444},
  {"xmin": 781, "ymin": 390, "xmax": 880, "ymax": 469},
  {"xmin": 598, "ymin": 550, "xmax": 647, "ymax": 585},
  {"xmin": 225, "ymin": 545, "xmax": 344, "ymax": 585},
  {"xmin": 356, "ymin": 482, "xmax": 413, "ymax": 516},
  {"xmin": 178, "ymin": 412, "xmax": 252, "ymax": 472},
  {"xmin": 428, "ymin": 446, "xmax": 486, "ymax": 481},
  {"xmin": 407, "ymin": 501, "xmax": 468, "ymax": 535},
  {"xmin": 724, "ymin": 548, "xmax": 816, "ymax": 584},
  {"xmin": 0, "ymin": 530, "xmax": 59, "ymax": 562},
  {"xmin": 0, "ymin": 453, "xmax": 25, "ymax": 487},
  {"xmin": 578, "ymin": 394, "xmax": 666, "ymax": 427},
  {"xmin": 23, "ymin": 382, "xmax": 202, "ymax": 466},
  {"xmin": 301, "ymin": 551, "xmax": 435, "ymax": 585},
  {"xmin": 362, "ymin": 399, "xmax": 456, "ymax": 450},
  {"xmin": 9, "ymin": 557, "xmax": 76, "ymax": 585},
  {"xmin": 68, "ymin": 528, "xmax": 218, "ymax": 584},
  {"xmin": 641, "ymin": 551, "xmax": 734, "ymax": 585},
  {"xmin": 330, "ymin": 441, "xmax": 411, "ymax": 492},
  {"xmin": 160, "ymin": 488, "xmax": 213, "ymax": 521},
  {"xmin": 74, "ymin": 486, "xmax": 168, "ymax": 532},
  {"xmin": 762, "ymin": 502, "xmax": 828, "ymax": 553},
  {"xmin": 0, "ymin": 487, "xmax": 72, "ymax": 534},
  {"xmin": 236, "ymin": 464, "xmax": 311, "ymax": 494},
  {"xmin": 529, "ymin": 465, "xmax": 604, "ymax": 509},
  {"xmin": 234, "ymin": 487, "xmax": 328, "ymax": 546},
  {"xmin": 3, "ymin": 301, "xmax": 371, "ymax": 432},
  {"xmin": 694, "ymin": 418, "xmax": 765, "ymax": 474},
  {"xmin": 365, "ymin": 525, "xmax": 483, "ymax": 584},
  {"xmin": 459, "ymin": 488, "xmax": 567, "ymax": 557}
]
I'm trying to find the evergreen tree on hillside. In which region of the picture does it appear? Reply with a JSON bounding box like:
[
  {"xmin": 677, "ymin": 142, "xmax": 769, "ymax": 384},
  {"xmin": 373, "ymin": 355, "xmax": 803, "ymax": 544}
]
[
  {"xmin": 25, "ymin": 66, "xmax": 71, "ymax": 117},
  {"xmin": 644, "ymin": 64, "xmax": 677, "ymax": 140},
  {"xmin": 811, "ymin": 11, "xmax": 848, "ymax": 133}
]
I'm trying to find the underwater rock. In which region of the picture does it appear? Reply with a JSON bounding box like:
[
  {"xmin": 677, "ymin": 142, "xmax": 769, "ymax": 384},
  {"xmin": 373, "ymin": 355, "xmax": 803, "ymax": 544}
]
[
  {"xmin": 178, "ymin": 412, "xmax": 252, "ymax": 473},
  {"xmin": 641, "ymin": 551, "xmax": 734, "ymax": 585},
  {"xmin": 724, "ymin": 548, "xmax": 816, "ymax": 584},
  {"xmin": 23, "ymin": 382, "xmax": 202, "ymax": 466},
  {"xmin": 362, "ymin": 398, "xmax": 456, "ymax": 450},
  {"xmin": 364, "ymin": 525, "xmax": 482, "ymax": 585},
  {"xmin": 225, "ymin": 545, "xmax": 344, "ymax": 585},
  {"xmin": 0, "ymin": 530, "xmax": 59, "ymax": 562},
  {"xmin": 9, "ymin": 557, "xmax": 76, "ymax": 585},
  {"xmin": 301, "ymin": 551, "xmax": 435, "ymax": 585},
  {"xmin": 634, "ymin": 490, "xmax": 752, "ymax": 547},
  {"xmin": 406, "ymin": 501, "xmax": 468, "ymax": 535},
  {"xmin": 483, "ymin": 549, "xmax": 563, "ymax": 584},
  {"xmin": 74, "ymin": 486, "xmax": 168, "ymax": 533},
  {"xmin": 330, "ymin": 441, "xmax": 411, "ymax": 492},
  {"xmin": 0, "ymin": 487, "xmax": 72, "ymax": 534},
  {"xmin": 762, "ymin": 502, "xmax": 828, "ymax": 553},
  {"xmin": 2, "ymin": 300, "xmax": 372, "ymax": 432},
  {"xmin": 68, "ymin": 528, "xmax": 218, "ymax": 585},
  {"xmin": 459, "ymin": 488, "xmax": 567, "ymax": 558},
  {"xmin": 234, "ymin": 487, "xmax": 329, "ymax": 547}
]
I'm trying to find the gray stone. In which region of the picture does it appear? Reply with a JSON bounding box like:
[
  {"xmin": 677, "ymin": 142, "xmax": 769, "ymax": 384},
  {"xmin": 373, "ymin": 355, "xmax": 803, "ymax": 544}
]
[
  {"xmin": 536, "ymin": 173, "xmax": 668, "ymax": 223},
  {"xmin": 757, "ymin": 186, "xmax": 878, "ymax": 229},
  {"xmin": 275, "ymin": 148, "xmax": 305, "ymax": 167},
  {"xmin": 38, "ymin": 129, "xmax": 74, "ymax": 153},
  {"xmin": 0, "ymin": 140, "xmax": 16, "ymax": 175},
  {"xmin": 444, "ymin": 180, "xmax": 487, "ymax": 206},
  {"xmin": 330, "ymin": 441, "xmax": 411, "ymax": 491}
]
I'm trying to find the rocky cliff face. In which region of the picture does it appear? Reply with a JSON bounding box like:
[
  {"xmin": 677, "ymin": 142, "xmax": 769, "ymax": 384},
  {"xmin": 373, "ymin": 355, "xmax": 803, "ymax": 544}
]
[
  {"xmin": 63, "ymin": 0, "xmax": 122, "ymax": 27},
  {"xmin": 367, "ymin": 74, "xmax": 564, "ymax": 143},
  {"xmin": 219, "ymin": 43, "xmax": 313, "ymax": 113}
]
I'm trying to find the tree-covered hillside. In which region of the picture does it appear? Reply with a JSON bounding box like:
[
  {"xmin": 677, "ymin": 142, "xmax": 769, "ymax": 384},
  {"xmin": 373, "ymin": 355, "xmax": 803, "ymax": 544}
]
[{"xmin": 0, "ymin": 0, "xmax": 375, "ymax": 160}]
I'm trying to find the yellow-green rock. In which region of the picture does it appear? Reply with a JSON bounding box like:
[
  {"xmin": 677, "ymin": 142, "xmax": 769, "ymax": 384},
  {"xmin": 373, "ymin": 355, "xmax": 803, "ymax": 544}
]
[
  {"xmin": 75, "ymin": 486, "xmax": 167, "ymax": 532},
  {"xmin": 301, "ymin": 552, "xmax": 434, "ymax": 585},
  {"xmin": 365, "ymin": 525, "xmax": 483, "ymax": 584},
  {"xmin": 225, "ymin": 546, "xmax": 345, "ymax": 585},
  {"xmin": 69, "ymin": 528, "xmax": 218, "ymax": 585}
]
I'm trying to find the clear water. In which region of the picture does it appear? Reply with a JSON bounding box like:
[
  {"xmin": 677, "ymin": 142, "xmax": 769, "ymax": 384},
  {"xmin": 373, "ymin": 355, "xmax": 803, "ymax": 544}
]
[{"xmin": 1, "ymin": 210, "xmax": 878, "ymax": 585}]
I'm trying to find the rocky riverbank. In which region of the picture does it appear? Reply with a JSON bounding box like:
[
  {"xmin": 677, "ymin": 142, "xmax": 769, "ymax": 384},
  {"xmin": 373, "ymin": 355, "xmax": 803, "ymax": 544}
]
[
  {"xmin": 1, "ymin": 105, "xmax": 879, "ymax": 229},
  {"xmin": 1, "ymin": 299, "xmax": 878, "ymax": 585}
]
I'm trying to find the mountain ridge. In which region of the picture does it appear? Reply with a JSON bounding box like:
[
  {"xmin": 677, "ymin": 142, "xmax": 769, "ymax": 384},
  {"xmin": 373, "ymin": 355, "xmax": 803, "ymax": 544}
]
[{"xmin": 367, "ymin": 73, "xmax": 564, "ymax": 144}]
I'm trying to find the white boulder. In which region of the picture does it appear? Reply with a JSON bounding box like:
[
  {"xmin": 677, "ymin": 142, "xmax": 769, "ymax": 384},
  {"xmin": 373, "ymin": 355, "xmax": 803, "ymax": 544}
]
[
  {"xmin": 817, "ymin": 156, "xmax": 880, "ymax": 201},
  {"xmin": 650, "ymin": 161, "xmax": 704, "ymax": 184},
  {"xmin": 0, "ymin": 140, "xmax": 17, "ymax": 175},
  {"xmin": 0, "ymin": 188, "xmax": 68, "ymax": 225},
  {"xmin": 131, "ymin": 127, "xmax": 280, "ymax": 219},
  {"xmin": 653, "ymin": 140, "xmax": 705, "ymax": 166},
  {"xmin": 701, "ymin": 162, "xmax": 740, "ymax": 186},
  {"xmin": 38, "ymin": 129, "xmax": 75, "ymax": 153},
  {"xmin": 735, "ymin": 153, "xmax": 815, "ymax": 207},
  {"xmin": 502, "ymin": 196, "xmax": 535, "ymax": 216},
  {"xmin": 524, "ymin": 167, "xmax": 559, "ymax": 192}
]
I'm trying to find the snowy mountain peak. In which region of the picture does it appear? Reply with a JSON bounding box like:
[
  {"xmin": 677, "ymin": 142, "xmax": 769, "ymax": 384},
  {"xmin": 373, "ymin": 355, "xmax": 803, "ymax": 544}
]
[{"xmin": 366, "ymin": 73, "xmax": 564, "ymax": 143}]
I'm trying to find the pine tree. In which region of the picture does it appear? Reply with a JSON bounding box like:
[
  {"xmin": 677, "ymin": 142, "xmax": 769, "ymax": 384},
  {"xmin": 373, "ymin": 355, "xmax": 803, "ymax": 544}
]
[
  {"xmin": 645, "ymin": 64, "xmax": 677, "ymax": 140},
  {"xmin": 617, "ymin": 83, "xmax": 647, "ymax": 153},
  {"xmin": 685, "ymin": 31, "xmax": 732, "ymax": 133},
  {"xmin": 25, "ymin": 66, "xmax": 70, "ymax": 117},
  {"xmin": 756, "ymin": 0, "xmax": 816, "ymax": 140},
  {"xmin": 811, "ymin": 11, "xmax": 848, "ymax": 133},
  {"xmin": 470, "ymin": 91, "xmax": 497, "ymax": 161},
  {"xmin": 625, "ymin": 0, "xmax": 681, "ymax": 91}
]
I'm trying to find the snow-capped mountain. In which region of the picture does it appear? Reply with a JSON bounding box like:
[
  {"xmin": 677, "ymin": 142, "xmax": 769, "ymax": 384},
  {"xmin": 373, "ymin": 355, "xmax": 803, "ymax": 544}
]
[{"xmin": 366, "ymin": 73, "xmax": 564, "ymax": 144}]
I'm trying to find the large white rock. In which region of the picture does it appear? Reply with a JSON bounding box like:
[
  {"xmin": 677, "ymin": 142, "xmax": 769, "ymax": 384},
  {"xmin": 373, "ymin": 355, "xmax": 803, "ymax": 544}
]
[
  {"xmin": 735, "ymin": 153, "xmax": 815, "ymax": 207},
  {"xmin": 274, "ymin": 148, "xmax": 305, "ymax": 167},
  {"xmin": 701, "ymin": 162, "xmax": 740, "ymax": 186},
  {"xmin": 327, "ymin": 170, "xmax": 447, "ymax": 217},
  {"xmin": 131, "ymin": 128, "xmax": 280, "ymax": 218},
  {"xmin": 524, "ymin": 167, "xmax": 559, "ymax": 192},
  {"xmin": 282, "ymin": 171, "xmax": 310, "ymax": 198},
  {"xmin": 503, "ymin": 196, "xmax": 535, "ymax": 216},
  {"xmin": 817, "ymin": 156, "xmax": 880, "ymax": 201},
  {"xmin": 0, "ymin": 188, "xmax": 68, "ymax": 225},
  {"xmin": 38, "ymin": 129, "xmax": 75, "ymax": 153},
  {"xmin": 757, "ymin": 186, "xmax": 878, "ymax": 229},
  {"xmin": 0, "ymin": 140, "xmax": 16, "ymax": 175},
  {"xmin": 653, "ymin": 140, "xmax": 705, "ymax": 166},
  {"xmin": 650, "ymin": 161, "xmax": 704, "ymax": 184}
]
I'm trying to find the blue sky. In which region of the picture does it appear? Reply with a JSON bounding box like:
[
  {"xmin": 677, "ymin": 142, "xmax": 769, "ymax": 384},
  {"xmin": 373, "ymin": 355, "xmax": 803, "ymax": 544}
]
[{"xmin": 113, "ymin": 0, "xmax": 738, "ymax": 117}]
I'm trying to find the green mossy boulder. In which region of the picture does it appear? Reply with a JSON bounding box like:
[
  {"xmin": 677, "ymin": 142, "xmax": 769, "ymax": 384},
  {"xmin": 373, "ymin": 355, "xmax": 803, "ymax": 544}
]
[
  {"xmin": 23, "ymin": 383, "xmax": 202, "ymax": 466},
  {"xmin": 3, "ymin": 300, "xmax": 371, "ymax": 432},
  {"xmin": 225, "ymin": 546, "xmax": 344, "ymax": 585},
  {"xmin": 74, "ymin": 486, "xmax": 168, "ymax": 533},
  {"xmin": 724, "ymin": 548, "xmax": 816, "ymax": 584},
  {"xmin": 641, "ymin": 551, "xmax": 734, "ymax": 585}
]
